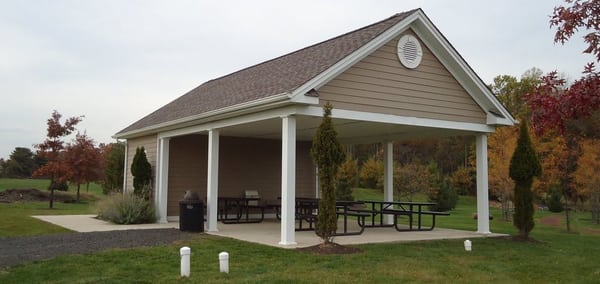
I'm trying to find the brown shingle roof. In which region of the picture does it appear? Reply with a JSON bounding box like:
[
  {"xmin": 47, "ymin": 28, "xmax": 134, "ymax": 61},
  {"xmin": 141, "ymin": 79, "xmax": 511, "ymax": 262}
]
[{"xmin": 116, "ymin": 10, "xmax": 417, "ymax": 136}]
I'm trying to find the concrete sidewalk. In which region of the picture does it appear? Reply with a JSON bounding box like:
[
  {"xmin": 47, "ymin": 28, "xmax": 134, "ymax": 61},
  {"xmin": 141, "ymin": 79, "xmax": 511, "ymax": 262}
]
[
  {"xmin": 33, "ymin": 215, "xmax": 505, "ymax": 248},
  {"xmin": 33, "ymin": 215, "xmax": 179, "ymax": 232}
]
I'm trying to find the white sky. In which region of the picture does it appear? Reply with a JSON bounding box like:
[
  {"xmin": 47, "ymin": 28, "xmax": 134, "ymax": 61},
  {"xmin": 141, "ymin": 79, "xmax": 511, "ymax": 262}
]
[{"xmin": 0, "ymin": 0, "xmax": 594, "ymax": 159}]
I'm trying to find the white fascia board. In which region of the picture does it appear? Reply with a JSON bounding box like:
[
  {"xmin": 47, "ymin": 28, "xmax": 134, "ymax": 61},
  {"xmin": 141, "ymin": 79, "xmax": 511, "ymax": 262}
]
[
  {"xmin": 487, "ymin": 114, "xmax": 514, "ymax": 126},
  {"xmin": 298, "ymin": 105, "xmax": 496, "ymax": 133},
  {"xmin": 409, "ymin": 12, "xmax": 516, "ymax": 125},
  {"xmin": 157, "ymin": 105, "xmax": 299, "ymax": 139},
  {"xmin": 289, "ymin": 12, "xmax": 420, "ymax": 102},
  {"xmin": 114, "ymin": 93, "xmax": 291, "ymax": 139}
]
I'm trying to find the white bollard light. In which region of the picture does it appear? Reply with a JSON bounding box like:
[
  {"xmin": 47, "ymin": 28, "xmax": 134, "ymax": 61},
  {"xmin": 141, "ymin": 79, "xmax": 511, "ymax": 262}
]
[
  {"xmin": 464, "ymin": 240, "xmax": 472, "ymax": 251},
  {"xmin": 180, "ymin": 246, "xmax": 191, "ymax": 277},
  {"xmin": 219, "ymin": 252, "xmax": 229, "ymax": 273}
]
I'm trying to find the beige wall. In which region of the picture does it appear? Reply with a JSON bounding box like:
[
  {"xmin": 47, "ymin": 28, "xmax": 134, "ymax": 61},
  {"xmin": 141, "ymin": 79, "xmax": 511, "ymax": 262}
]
[
  {"xmin": 318, "ymin": 29, "xmax": 486, "ymax": 124},
  {"xmin": 125, "ymin": 134, "xmax": 158, "ymax": 193},
  {"xmin": 166, "ymin": 135, "xmax": 316, "ymax": 216}
]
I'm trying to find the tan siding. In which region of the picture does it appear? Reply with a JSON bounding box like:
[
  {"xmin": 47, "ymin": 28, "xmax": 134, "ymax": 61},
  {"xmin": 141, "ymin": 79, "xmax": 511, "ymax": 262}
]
[
  {"xmin": 166, "ymin": 135, "xmax": 316, "ymax": 216},
  {"xmin": 318, "ymin": 30, "xmax": 486, "ymax": 124},
  {"xmin": 166, "ymin": 135, "xmax": 208, "ymax": 215},
  {"xmin": 125, "ymin": 134, "xmax": 157, "ymax": 193}
]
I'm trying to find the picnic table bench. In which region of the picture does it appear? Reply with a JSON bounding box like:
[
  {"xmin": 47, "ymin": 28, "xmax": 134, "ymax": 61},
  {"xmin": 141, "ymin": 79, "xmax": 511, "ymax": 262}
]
[
  {"xmin": 352, "ymin": 200, "xmax": 450, "ymax": 231},
  {"xmin": 218, "ymin": 197, "xmax": 265, "ymax": 224}
]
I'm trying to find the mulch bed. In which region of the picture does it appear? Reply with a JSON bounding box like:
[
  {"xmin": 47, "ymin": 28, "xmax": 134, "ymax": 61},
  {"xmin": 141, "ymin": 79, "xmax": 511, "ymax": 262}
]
[
  {"xmin": 296, "ymin": 242, "xmax": 362, "ymax": 255},
  {"xmin": 0, "ymin": 188, "xmax": 79, "ymax": 203}
]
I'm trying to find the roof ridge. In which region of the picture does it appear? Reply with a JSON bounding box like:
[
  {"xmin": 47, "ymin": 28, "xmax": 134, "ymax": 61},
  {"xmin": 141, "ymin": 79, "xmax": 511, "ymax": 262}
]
[{"xmin": 201, "ymin": 10, "xmax": 419, "ymax": 87}]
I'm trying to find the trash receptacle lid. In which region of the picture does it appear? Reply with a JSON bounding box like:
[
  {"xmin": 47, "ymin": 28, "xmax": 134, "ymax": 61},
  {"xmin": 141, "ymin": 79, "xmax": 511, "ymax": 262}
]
[{"xmin": 182, "ymin": 190, "xmax": 200, "ymax": 201}]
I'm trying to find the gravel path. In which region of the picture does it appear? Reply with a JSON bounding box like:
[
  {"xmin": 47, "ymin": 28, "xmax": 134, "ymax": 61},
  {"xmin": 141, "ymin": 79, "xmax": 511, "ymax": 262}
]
[{"xmin": 0, "ymin": 229, "xmax": 195, "ymax": 268}]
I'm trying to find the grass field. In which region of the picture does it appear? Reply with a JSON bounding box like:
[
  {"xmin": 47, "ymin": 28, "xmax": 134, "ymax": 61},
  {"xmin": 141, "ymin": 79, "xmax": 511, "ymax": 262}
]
[
  {"xmin": 0, "ymin": 178, "xmax": 104, "ymax": 195},
  {"xmin": 1, "ymin": 181, "xmax": 599, "ymax": 282},
  {"xmin": 0, "ymin": 178, "xmax": 103, "ymax": 237}
]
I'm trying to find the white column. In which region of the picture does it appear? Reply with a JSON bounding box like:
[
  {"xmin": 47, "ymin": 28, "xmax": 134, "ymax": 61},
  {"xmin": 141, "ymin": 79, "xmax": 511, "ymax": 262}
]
[
  {"xmin": 206, "ymin": 129, "xmax": 220, "ymax": 232},
  {"xmin": 476, "ymin": 134, "xmax": 491, "ymax": 234},
  {"xmin": 156, "ymin": 138, "xmax": 170, "ymax": 223},
  {"xmin": 383, "ymin": 141, "xmax": 394, "ymax": 224},
  {"xmin": 122, "ymin": 142, "xmax": 128, "ymax": 193},
  {"xmin": 279, "ymin": 115, "xmax": 297, "ymax": 245}
]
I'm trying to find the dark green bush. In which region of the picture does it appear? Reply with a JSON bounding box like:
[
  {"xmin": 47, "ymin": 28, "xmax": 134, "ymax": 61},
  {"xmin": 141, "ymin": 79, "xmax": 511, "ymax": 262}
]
[
  {"xmin": 131, "ymin": 147, "xmax": 152, "ymax": 200},
  {"xmin": 336, "ymin": 177, "xmax": 354, "ymax": 201},
  {"xmin": 428, "ymin": 178, "xmax": 458, "ymax": 211},
  {"xmin": 546, "ymin": 185, "xmax": 564, "ymax": 213},
  {"xmin": 96, "ymin": 193, "xmax": 156, "ymax": 224},
  {"xmin": 50, "ymin": 181, "xmax": 69, "ymax": 191}
]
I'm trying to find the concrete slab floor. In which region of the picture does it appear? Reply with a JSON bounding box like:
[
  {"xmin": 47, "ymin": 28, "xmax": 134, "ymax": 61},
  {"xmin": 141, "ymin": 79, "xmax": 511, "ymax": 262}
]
[{"xmin": 33, "ymin": 215, "xmax": 505, "ymax": 249}]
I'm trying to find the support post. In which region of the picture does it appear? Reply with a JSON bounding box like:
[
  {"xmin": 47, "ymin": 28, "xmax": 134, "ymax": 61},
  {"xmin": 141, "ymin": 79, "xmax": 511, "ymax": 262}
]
[
  {"xmin": 279, "ymin": 115, "xmax": 297, "ymax": 245},
  {"xmin": 156, "ymin": 137, "xmax": 170, "ymax": 223},
  {"xmin": 383, "ymin": 141, "xmax": 394, "ymax": 224},
  {"xmin": 476, "ymin": 134, "xmax": 491, "ymax": 234},
  {"xmin": 207, "ymin": 129, "xmax": 220, "ymax": 232}
]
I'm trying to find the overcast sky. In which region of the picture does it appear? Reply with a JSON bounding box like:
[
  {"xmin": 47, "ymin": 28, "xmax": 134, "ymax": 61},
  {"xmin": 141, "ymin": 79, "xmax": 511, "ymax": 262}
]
[{"xmin": 0, "ymin": 0, "xmax": 594, "ymax": 159}]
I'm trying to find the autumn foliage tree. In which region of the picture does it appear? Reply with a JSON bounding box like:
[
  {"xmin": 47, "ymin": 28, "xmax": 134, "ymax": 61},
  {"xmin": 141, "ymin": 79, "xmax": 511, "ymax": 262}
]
[
  {"xmin": 575, "ymin": 139, "xmax": 600, "ymax": 223},
  {"xmin": 64, "ymin": 133, "xmax": 103, "ymax": 202},
  {"xmin": 525, "ymin": 0, "xmax": 600, "ymax": 230},
  {"xmin": 394, "ymin": 161, "xmax": 431, "ymax": 201},
  {"xmin": 33, "ymin": 111, "xmax": 82, "ymax": 208},
  {"xmin": 488, "ymin": 126, "xmax": 517, "ymax": 221},
  {"xmin": 311, "ymin": 103, "xmax": 346, "ymax": 245}
]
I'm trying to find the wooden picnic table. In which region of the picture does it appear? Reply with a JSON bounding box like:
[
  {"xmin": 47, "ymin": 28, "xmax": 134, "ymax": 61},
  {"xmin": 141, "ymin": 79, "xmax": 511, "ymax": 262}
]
[{"xmin": 354, "ymin": 200, "xmax": 449, "ymax": 231}]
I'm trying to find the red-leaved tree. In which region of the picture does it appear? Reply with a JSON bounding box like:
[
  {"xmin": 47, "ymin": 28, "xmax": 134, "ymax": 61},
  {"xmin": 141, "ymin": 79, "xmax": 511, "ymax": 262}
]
[
  {"xmin": 64, "ymin": 133, "xmax": 103, "ymax": 202},
  {"xmin": 526, "ymin": 0, "xmax": 600, "ymax": 231},
  {"xmin": 33, "ymin": 111, "xmax": 82, "ymax": 208}
]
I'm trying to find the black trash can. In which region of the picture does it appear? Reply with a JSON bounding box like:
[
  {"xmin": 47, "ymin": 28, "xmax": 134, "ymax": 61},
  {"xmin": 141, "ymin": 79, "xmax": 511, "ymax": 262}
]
[{"xmin": 179, "ymin": 191, "xmax": 204, "ymax": 232}]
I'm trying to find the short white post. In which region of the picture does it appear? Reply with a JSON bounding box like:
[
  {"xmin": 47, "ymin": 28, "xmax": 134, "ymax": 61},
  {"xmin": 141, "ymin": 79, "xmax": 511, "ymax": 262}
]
[
  {"xmin": 464, "ymin": 240, "xmax": 472, "ymax": 251},
  {"xmin": 180, "ymin": 246, "xmax": 191, "ymax": 277},
  {"xmin": 219, "ymin": 252, "xmax": 229, "ymax": 273}
]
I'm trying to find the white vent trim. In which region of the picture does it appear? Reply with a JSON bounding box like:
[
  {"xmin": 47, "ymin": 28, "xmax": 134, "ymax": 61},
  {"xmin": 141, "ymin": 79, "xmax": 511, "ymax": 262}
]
[{"xmin": 397, "ymin": 34, "xmax": 423, "ymax": 69}]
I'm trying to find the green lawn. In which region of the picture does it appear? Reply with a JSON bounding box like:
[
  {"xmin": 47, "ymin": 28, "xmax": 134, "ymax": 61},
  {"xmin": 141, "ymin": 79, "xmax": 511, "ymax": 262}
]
[
  {"xmin": 0, "ymin": 178, "xmax": 104, "ymax": 195},
  {"xmin": 1, "ymin": 186, "xmax": 599, "ymax": 282},
  {"xmin": 0, "ymin": 178, "xmax": 103, "ymax": 237}
]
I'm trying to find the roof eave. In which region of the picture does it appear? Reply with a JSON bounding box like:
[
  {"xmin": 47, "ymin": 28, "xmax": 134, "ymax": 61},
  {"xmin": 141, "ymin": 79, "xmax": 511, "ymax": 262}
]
[{"xmin": 113, "ymin": 93, "xmax": 292, "ymax": 139}]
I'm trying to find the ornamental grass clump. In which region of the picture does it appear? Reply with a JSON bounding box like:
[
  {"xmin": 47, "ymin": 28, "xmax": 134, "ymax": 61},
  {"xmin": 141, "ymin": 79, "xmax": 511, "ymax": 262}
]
[{"xmin": 96, "ymin": 193, "xmax": 156, "ymax": 224}]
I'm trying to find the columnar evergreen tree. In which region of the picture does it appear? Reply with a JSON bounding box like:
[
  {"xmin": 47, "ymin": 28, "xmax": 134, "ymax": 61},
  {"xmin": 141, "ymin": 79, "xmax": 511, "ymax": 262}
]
[
  {"xmin": 131, "ymin": 146, "xmax": 152, "ymax": 200},
  {"xmin": 311, "ymin": 103, "xmax": 346, "ymax": 245},
  {"xmin": 509, "ymin": 122, "xmax": 542, "ymax": 238},
  {"xmin": 102, "ymin": 142, "xmax": 125, "ymax": 194}
]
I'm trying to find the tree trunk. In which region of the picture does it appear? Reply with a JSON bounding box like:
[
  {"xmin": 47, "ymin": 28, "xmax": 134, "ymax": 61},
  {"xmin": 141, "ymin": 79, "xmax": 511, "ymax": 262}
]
[
  {"xmin": 564, "ymin": 191, "xmax": 571, "ymax": 232},
  {"xmin": 49, "ymin": 188, "xmax": 54, "ymax": 209},
  {"xmin": 76, "ymin": 183, "xmax": 81, "ymax": 202},
  {"xmin": 48, "ymin": 178, "xmax": 55, "ymax": 209},
  {"xmin": 502, "ymin": 197, "xmax": 511, "ymax": 222}
]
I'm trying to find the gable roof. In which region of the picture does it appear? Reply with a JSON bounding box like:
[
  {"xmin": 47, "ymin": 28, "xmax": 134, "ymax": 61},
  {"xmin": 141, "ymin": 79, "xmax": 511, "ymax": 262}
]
[
  {"xmin": 115, "ymin": 9, "xmax": 514, "ymax": 139},
  {"xmin": 115, "ymin": 10, "xmax": 418, "ymax": 137}
]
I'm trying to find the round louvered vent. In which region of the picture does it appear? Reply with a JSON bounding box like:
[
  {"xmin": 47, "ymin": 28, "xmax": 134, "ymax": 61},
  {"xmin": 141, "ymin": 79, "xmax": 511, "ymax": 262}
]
[{"xmin": 397, "ymin": 35, "xmax": 423, "ymax": 69}]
